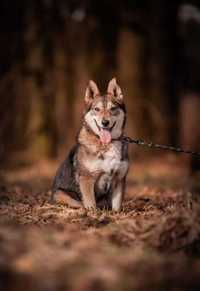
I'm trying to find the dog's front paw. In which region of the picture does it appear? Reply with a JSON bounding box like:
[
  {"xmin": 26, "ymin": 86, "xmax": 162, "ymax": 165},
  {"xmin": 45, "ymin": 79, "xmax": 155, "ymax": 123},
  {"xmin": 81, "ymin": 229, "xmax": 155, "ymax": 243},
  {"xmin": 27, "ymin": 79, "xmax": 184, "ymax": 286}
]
[
  {"xmin": 83, "ymin": 200, "xmax": 97, "ymax": 210},
  {"xmin": 84, "ymin": 204, "xmax": 97, "ymax": 210},
  {"xmin": 112, "ymin": 206, "xmax": 122, "ymax": 212}
]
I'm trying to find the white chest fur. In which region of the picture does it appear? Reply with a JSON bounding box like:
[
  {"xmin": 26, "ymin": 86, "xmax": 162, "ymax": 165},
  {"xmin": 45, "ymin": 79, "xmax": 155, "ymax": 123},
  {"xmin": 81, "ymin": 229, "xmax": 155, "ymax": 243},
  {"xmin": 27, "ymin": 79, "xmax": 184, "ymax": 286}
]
[{"xmin": 83, "ymin": 141, "xmax": 128, "ymax": 179}]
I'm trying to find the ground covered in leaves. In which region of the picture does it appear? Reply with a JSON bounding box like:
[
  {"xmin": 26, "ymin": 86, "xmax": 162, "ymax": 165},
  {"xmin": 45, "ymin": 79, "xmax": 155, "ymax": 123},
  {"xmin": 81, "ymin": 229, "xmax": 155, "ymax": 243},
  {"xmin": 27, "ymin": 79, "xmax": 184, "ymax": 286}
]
[{"xmin": 0, "ymin": 155, "xmax": 200, "ymax": 291}]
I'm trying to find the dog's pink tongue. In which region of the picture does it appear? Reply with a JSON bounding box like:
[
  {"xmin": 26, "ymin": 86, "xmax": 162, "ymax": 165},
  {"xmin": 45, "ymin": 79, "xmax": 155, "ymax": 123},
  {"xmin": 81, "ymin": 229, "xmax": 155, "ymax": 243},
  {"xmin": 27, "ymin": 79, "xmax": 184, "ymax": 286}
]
[{"xmin": 99, "ymin": 129, "xmax": 111, "ymax": 144}]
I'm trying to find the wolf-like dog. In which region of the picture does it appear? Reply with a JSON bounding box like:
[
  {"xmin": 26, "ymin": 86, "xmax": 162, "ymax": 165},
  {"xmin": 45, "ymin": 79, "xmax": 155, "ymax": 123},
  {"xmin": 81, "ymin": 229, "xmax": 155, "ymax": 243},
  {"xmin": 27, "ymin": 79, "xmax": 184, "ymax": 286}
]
[{"xmin": 52, "ymin": 78, "xmax": 129, "ymax": 211}]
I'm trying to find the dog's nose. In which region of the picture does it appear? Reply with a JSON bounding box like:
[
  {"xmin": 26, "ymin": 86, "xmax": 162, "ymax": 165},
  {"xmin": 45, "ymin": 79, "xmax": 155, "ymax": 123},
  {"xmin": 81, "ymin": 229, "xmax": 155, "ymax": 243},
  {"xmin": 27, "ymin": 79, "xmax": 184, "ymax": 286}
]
[{"xmin": 102, "ymin": 119, "xmax": 110, "ymax": 127}]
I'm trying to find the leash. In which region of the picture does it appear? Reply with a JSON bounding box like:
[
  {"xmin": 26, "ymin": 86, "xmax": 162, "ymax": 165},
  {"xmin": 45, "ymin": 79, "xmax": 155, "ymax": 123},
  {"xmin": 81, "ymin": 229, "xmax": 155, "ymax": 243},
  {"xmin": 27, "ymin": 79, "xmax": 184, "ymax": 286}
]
[{"xmin": 122, "ymin": 136, "xmax": 200, "ymax": 158}]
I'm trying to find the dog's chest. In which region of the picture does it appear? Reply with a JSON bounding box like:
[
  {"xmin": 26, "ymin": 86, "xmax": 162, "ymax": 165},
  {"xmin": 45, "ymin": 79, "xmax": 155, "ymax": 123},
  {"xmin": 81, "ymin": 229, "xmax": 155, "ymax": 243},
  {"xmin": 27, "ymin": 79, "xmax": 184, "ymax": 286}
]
[{"xmin": 83, "ymin": 141, "xmax": 125, "ymax": 175}]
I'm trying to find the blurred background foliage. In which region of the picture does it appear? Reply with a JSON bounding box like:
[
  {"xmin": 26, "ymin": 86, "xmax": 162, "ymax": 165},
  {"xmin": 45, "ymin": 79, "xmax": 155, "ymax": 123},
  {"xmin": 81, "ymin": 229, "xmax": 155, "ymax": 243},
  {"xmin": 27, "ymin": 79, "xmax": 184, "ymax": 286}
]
[{"xmin": 0, "ymin": 0, "xmax": 199, "ymax": 171}]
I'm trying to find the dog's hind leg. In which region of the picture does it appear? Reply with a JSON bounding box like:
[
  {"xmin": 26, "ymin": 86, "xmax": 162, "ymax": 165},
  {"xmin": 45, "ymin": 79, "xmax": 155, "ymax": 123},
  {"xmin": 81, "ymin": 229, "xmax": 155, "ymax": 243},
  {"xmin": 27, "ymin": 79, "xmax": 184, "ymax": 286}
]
[{"xmin": 53, "ymin": 190, "xmax": 82, "ymax": 208}]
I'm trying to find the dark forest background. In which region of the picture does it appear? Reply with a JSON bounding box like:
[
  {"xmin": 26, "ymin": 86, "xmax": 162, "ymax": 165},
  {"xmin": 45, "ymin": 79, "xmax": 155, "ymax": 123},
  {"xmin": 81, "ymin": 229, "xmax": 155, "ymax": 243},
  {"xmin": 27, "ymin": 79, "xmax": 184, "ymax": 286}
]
[{"xmin": 0, "ymin": 0, "xmax": 200, "ymax": 171}]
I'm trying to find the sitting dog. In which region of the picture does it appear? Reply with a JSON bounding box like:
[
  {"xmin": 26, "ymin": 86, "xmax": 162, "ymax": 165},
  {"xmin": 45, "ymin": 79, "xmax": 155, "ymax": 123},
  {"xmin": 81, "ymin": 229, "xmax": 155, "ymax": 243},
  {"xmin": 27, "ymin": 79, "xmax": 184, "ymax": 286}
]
[{"xmin": 52, "ymin": 78, "xmax": 129, "ymax": 211}]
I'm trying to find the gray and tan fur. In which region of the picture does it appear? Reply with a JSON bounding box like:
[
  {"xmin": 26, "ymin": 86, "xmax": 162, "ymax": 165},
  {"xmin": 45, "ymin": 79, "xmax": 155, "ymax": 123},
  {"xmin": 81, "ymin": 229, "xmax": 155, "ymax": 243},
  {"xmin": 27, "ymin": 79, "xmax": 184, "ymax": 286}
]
[{"xmin": 52, "ymin": 78, "xmax": 129, "ymax": 211}]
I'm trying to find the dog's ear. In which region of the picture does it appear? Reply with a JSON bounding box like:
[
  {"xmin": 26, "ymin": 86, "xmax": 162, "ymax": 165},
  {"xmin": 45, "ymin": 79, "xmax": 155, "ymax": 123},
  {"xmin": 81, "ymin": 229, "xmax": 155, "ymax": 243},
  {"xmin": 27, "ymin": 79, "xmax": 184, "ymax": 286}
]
[
  {"xmin": 85, "ymin": 80, "xmax": 100, "ymax": 105},
  {"xmin": 107, "ymin": 78, "xmax": 123, "ymax": 102}
]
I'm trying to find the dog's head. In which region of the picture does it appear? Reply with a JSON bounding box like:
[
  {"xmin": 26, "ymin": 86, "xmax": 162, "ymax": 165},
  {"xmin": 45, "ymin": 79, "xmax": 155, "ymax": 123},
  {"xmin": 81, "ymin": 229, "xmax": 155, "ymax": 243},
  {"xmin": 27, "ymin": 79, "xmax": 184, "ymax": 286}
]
[{"xmin": 84, "ymin": 78, "xmax": 126, "ymax": 144}]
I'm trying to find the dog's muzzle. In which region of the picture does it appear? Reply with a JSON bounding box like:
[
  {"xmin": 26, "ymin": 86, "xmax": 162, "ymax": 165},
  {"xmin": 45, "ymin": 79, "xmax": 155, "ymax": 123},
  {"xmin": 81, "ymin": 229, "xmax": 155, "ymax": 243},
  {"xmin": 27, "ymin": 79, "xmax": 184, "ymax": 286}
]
[{"xmin": 94, "ymin": 119, "xmax": 116, "ymax": 133}]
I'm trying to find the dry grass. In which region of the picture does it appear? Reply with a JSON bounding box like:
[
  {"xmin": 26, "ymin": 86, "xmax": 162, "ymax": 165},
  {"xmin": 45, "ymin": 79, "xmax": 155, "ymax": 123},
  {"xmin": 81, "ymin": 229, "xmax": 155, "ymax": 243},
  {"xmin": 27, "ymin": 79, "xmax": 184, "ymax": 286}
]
[{"xmin": 0, "ymin": 155, "xmax": 200, "ymax": 291}]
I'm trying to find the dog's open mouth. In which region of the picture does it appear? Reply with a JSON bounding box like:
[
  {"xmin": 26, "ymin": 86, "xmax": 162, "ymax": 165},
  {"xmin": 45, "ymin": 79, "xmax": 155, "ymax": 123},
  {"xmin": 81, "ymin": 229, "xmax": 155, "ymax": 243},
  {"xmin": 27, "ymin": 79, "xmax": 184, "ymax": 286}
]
[{"xmin": 94, "ymin": 120, "xmax": 116, "ymax": 144}]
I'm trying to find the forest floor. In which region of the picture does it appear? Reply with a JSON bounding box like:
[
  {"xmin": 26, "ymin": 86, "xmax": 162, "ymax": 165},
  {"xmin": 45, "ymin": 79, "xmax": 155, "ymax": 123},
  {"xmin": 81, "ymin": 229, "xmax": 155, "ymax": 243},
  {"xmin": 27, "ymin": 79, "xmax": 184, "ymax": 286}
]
[{"xmin": 0, "ymin": 154, "xmax": 200, "ymax": 291}]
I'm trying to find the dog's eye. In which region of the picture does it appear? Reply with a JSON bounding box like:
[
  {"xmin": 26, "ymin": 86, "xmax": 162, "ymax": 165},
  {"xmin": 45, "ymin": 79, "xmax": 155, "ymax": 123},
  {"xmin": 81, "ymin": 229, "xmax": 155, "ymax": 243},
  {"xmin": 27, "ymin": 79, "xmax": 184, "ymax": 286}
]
[{"xmin": 94, "ymin": 107, "xmax": 100, "ymax": 112}]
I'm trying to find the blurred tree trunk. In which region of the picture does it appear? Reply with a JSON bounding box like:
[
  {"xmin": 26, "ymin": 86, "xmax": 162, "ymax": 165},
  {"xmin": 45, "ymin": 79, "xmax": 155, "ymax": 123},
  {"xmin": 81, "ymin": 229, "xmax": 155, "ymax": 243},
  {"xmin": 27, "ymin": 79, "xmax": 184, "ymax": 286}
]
[
  {"xmin": 147, "ymin": 0, "xmax": 181, "ymax": 144},
  {"xmin": 179, "ymin": 2, "xmax": 200, "ymax": 172},
  {"xmin": 0, "ymin": 0, "xmax": 28, "ymax": 163},
  {"xmin": 89, "ymin": 1, "xmax": 120, "ymax": 89},
  {"xmin": 117, "ymin": 29, "xmax": 144, "ymax": 156},
  {"xmin": 180, "ymin": 94, "xmax": 200, "ymax": 172}
]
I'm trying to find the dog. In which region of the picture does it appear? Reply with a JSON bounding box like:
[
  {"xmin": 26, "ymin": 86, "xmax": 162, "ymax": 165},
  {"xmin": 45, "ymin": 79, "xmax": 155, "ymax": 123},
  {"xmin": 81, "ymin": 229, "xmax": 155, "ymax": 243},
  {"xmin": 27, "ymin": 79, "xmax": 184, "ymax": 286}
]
[{"xmin": 52, "ymin": 78, "xmax": 129, "ymax": 211}]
